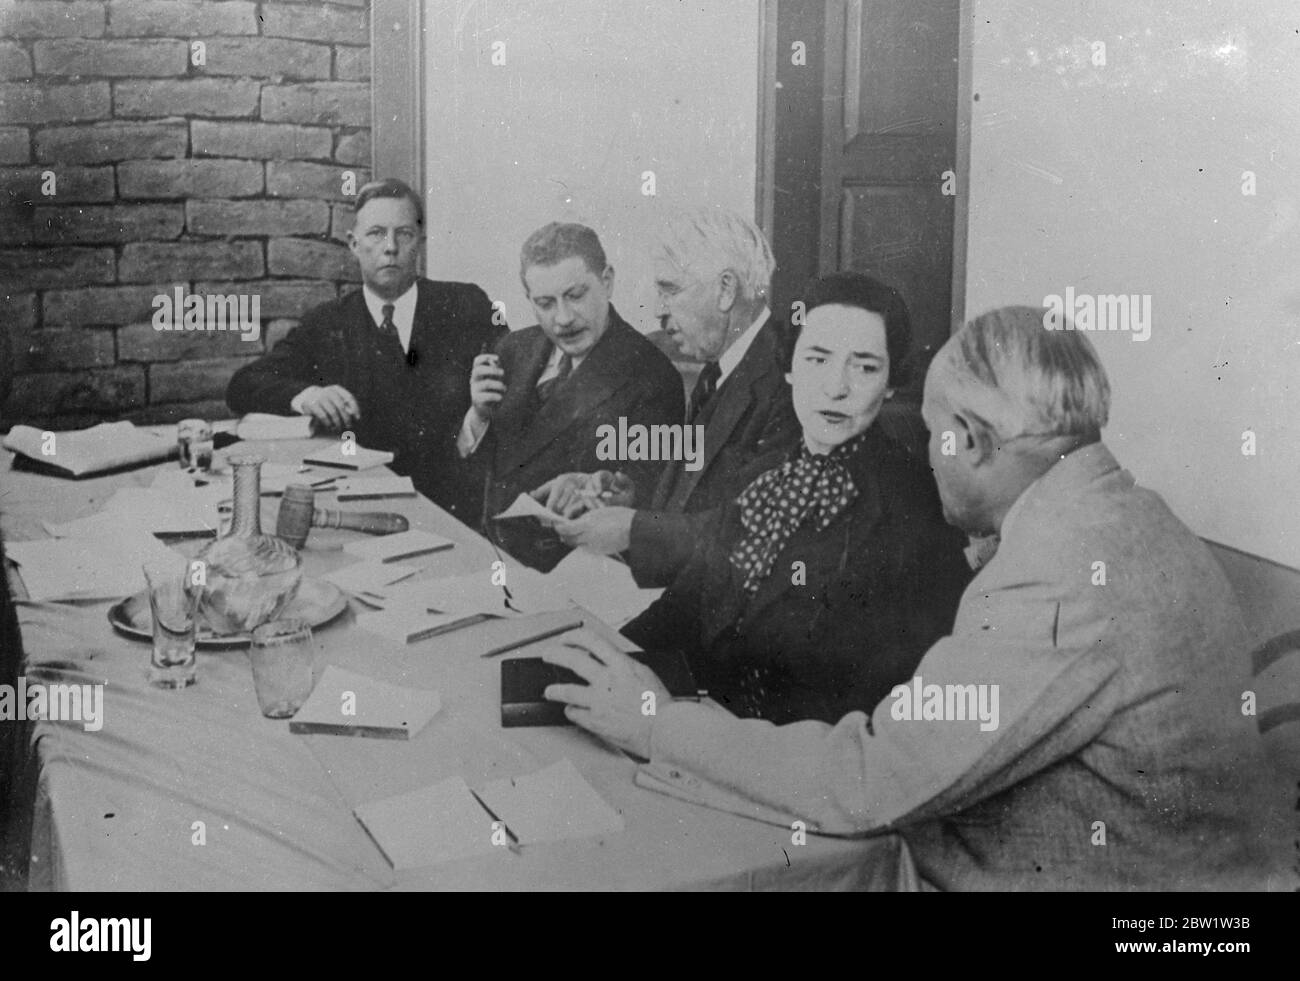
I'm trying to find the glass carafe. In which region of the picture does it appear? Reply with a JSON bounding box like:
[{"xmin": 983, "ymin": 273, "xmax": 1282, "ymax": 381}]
[{"xmin": 195, "ymin": 454, "xmax": 303, "ymax": 634}]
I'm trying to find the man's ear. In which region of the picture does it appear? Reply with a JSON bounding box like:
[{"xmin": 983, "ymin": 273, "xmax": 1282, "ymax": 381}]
[
  {"xmin": 345, "ymin": 229, "xmax": 360, "ymax": 256},
  {"xmin": 716, "ymin": 269, "xmax": 738, "ymax": 313},
  {"xmin": 955, "ymin": 412, "xmax": 997, "ymax": 466},
  {"xmin": 601, "ymin": 264, "xmax": 615, "ymax": 295}
]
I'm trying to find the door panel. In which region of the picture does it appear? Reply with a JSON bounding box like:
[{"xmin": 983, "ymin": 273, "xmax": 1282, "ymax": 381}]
[{"xmin": 819, "ymin": 0, "xmax": 961, "ymax": 390}]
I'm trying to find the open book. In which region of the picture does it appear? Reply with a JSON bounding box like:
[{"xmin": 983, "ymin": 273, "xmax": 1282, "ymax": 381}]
[{"xmin": 3, "ymin": 422, "xmax": 175, "ymax": 478}]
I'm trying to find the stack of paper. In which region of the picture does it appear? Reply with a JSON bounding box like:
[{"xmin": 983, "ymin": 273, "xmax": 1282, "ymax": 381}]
[
  {"xmin": 547, "ymin": 549, "xmax": 662, "ymax": 628},
  {"xmin": 2, "ymin": 422, "xmax": 174, "ymax": 477},
  {"xmin": 354, "ymin": 759, "xmax": 623, "ymax": 869},
  {"xmin": 6, "ymin": 531, "xmax": 185, "ymax": 601},
  {"xmin": 235, "ymin": 413, "xmax": 314, "ymax": 441},
  {"xmin": 288, "ymin": 666, "xmax": 441, "ymax": 739},
  {"xmin": 302, "ymin": 443, "xmax": 394, "ymax": 471}
]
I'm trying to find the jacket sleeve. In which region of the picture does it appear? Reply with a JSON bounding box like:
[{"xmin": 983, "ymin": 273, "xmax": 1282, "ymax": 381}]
[
  {"xmin": 647, "ymin": 590, "xmax": 1122, "ymax": 835},
  {"xmin": 226, "ymin": 303, "xmax": 340, "ymax": 415},
  {"xmin": 615, "ymin": 359, "xmax": 686, "ymax": 502},
  {"xmin": 621, "ymin": 503, "xmax": 743, "ymax": 653},
  {"xmin": 628, "ymin": 508, "xmax": 722, "ymax": 588},
  {"xmin": 627, "ymin": 380, "xmax": 799, "ymax": 587}
]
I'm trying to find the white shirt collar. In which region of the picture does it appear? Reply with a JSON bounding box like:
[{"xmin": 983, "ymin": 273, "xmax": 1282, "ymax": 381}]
[
  {"xmin": 362, "ymin": 282, "xmax": 418, "ymax": 353},
  {"xmin": 716, "ymin": 307, "xmax": 771, "ymax": 386}
]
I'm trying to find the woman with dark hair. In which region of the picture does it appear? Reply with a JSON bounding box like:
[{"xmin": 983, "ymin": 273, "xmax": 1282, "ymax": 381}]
[{"xmin": 621, "ymin": 272, "xmax": 972, "ymax": 724}]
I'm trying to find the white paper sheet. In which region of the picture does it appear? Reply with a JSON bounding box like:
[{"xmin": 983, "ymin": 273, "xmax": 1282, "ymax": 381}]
[
  {"xmin": 546, "ymin": 549, "xmax": 662, "ymax": 628},
  {"xmin": 377, "ymin": 571, "xmax": 522, "ymax": 616},
  {"xmin": 354, "ymin": 775, "xmax": 504, "ymax": 870},
  {"xmin": 476, "ymin": 758, "xmax": 624, "ymax": 845},
  {"xmin": 301, "ymin": 443, "xmax": 394, "ymax": 471},
  {"xmin": 342, "ymin": 530, "xmax": 454, "ymax": 563},
  {"xmin": 335, "ymin": 476, "xmax": 416, "ymax": 500},
  {"xmin": 493, "ymin": 492, "xmax": 563, "ymax": 525},
  {"xmin": 2, "ymin": 422, "xmax": 174, "ymax": 476},
  {"xmin": 6, "ymin": 532, "xmax": 184, "ymax": 601},
  {"xmin": 355, "ymin": 607, "xmax": 496, "ymax": 645},
  {"xmin": 322, "ymin": 561, "xmax": 418, "ymax": 600},
  {"xmin": 235, "ymin": 413, "xmax": 314, "ymax": 441},
  {"xmin": 290, "ymin": 665, "xmax": 440, "ymax": 739}
]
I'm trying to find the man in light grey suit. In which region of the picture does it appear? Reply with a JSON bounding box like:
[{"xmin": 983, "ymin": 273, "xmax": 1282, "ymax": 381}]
[{"xmin": 541, "ymin": 305, "xmax": 1294, "ymax": 890}]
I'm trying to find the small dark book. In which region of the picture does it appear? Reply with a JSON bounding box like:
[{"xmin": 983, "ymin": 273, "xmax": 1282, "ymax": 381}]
[{"xmin": 501, "ymin": 649, "xmax": 703, "ymax": 727}]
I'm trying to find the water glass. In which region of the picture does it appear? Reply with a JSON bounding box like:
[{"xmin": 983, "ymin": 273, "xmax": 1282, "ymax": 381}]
[
  {"xmin": 142, "ymin": 558, "xmax": 200, "ymax": 689},
  {"xmin": 249, "ymin": 618, "xmax": 316, "ymax": 718}
]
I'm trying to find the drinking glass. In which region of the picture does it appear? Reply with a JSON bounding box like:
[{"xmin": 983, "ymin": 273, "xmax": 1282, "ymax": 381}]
[
  {"xmin": 249, "ymin": 618, "xmax": 316, "ymax": 718},
  {"xmin": 143, "ymin": 557, "xmax": 200, "ymax": 689}
]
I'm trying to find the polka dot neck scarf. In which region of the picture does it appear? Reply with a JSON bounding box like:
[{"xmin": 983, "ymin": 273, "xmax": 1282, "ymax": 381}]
[{"xmin": 728, "ymin": 437, "xmax": 862, "ymax": 596}]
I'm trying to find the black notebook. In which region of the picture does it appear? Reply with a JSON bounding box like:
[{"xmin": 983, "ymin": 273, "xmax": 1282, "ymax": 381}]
[{"xmin": 501, "ymin": 649, "xmax": 702, "ymax": 727}]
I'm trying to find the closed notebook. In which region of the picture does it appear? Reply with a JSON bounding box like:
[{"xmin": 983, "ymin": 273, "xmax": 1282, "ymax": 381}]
[
  {"xmin": 288, "ymin": 665, "xmax": 440, "ymax": 740},
  {"xmin": 501, "ymin": 649, "xmax": 702, "ymax": 727},
  {"xmin": 301, "ymin": 442, "xmax": 394, "ymax": 471}
]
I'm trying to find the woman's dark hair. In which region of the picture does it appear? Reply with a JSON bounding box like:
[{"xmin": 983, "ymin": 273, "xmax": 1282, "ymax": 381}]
[{"xmin": 799, "ymin": 272, "xmax": 912, "ymax": 388}]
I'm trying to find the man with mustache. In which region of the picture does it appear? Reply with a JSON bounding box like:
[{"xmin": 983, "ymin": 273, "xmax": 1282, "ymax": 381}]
[{"xmin": 458, "ymin": 221, "xmax": 681, "ymax": 571}]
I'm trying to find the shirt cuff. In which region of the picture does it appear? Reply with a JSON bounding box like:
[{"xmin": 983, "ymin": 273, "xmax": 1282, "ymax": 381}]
[
  {"xmin": 290, "ymin": 386, "xmax": 322, "ymax": 416},
  {"xmin": 457, "ymin": 409, "xmax": 489, "ymax": 458}
]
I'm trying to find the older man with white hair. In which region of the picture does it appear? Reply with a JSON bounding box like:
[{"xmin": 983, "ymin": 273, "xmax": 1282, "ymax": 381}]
[
  {"xmin": 537, "ymin": 207, "xmax": 801, "ymax": 587},
  {"xmin": 541, "ymin": 305, "xmax": 1293, "ymax": 890}
]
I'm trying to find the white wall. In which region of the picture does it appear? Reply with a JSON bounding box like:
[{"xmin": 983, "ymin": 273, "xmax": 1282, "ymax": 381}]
[
  {"xmin": 965, "ymin": 0, "xmax": 1300, "ymax": 568},
  {"xmin": 423, "ymin": 0, "xmax": 759, "ymax": 334}
]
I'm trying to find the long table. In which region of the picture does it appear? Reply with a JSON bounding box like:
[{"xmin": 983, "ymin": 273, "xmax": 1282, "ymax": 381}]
[{"xmin": 2, "ymin": 435, "xmax": 913, "ymax": 890}]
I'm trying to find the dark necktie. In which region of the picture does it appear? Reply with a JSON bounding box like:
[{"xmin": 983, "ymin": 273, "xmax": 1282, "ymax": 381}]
[
  {"xmin": 379, "ymin": 303, "xmax": 397, "ymax": 337},
  {"xmin": 728, "ymin": 442, "xmax": 860, "ymax": 596},
  {"xmin": 535, "ymin": 353, "xmax": 573, "ymax": 404},
  {"xmin": 688, "ymin": 360, "xmax": 722, "ymax": 422}
]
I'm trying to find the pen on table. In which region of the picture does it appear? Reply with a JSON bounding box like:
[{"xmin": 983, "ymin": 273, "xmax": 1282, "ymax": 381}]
[
  {"xmin": 479, "ymin": 618, "xmax": 584, "ymax": 658},
  {"xmin": 469, "ymin": 789, "xmax": 522, "ymax": 856}
]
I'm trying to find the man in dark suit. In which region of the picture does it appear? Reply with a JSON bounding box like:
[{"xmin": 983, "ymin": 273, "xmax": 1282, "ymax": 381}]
[
  {"xmin": 225, "ymin": 178, "xmax": 501, "ymax": 523},
  {"xmin": 457, "ymin": 222, "xmax": 682, "ymax": 570},
  {"xmin": 542, "ymin": 208, "xmax": 801, "ymax": 586}
]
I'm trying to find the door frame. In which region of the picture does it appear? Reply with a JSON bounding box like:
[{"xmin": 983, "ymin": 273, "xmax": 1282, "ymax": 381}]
[
  {"xmin": 370, "ymin": 0, "xmax": 969, "ymax": 333},
  {"xmin": 756, "ymin": 0, "xmax": 972, "ymax": 335}
]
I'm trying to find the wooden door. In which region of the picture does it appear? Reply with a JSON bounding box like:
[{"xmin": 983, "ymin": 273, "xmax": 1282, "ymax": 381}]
[{"xmin": 818, "ymin": 0, "xmax": 961, "ymax": 391}]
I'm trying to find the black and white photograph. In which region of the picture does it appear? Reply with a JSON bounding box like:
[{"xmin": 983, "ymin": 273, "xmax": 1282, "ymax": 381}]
[{"xmin": 1, "ymin": 0, "xmax": 1297, "ymax": 918}]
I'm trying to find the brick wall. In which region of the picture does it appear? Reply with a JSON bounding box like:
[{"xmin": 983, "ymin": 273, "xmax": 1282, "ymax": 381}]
[{"xmin": 0, "ymin": 0, "xmax": 372, "ymax": 430}]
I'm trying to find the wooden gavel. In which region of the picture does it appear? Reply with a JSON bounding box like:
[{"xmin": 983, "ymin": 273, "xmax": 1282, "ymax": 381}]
[{"xmin": 275, "ymin": 483, "xmax": 409, "ymax": 547}]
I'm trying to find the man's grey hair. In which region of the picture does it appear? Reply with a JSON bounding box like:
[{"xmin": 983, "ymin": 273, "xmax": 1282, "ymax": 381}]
[
  {"xmin": 933, "ymin": 305, "xmax": 1111, "ymax": 443},
  {"xmin": 654, "ymin": 207, "xmax": 775, "ymax": 302}
]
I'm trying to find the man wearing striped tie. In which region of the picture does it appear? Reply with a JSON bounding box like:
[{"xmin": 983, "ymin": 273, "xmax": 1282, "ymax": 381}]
[{"xmin": 458, "ymin": 222, "xmax": 682, "ymax": 571}]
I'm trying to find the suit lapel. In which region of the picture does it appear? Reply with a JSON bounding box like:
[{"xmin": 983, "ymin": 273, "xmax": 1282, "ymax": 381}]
[
  {"xmin": 407, "ymin": 280, "xmax": 445, "ymax": 360},
  {"xmin": 666, "ymin": 320, "xmax": 785, "ymax": 509},
  {"xmin": 495, "ymin": 320, "xmax": 627, "ymax": 473}
]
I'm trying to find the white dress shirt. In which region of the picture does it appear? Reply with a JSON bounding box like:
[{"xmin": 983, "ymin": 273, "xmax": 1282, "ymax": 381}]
[
  {"xmin": 290, "ymin": 283, "xmax": 419, "ymax": 415},
  {"xmin": 715, "ymin": 307, "xmax": 771, "ymax": 389}
]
